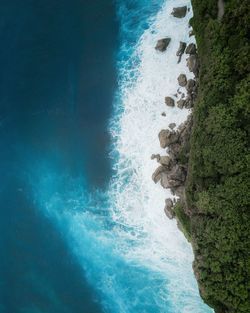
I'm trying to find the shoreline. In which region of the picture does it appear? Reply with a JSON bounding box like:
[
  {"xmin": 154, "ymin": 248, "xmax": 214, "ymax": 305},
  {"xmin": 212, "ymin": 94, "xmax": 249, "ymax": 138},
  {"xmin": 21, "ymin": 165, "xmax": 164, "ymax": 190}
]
[{"xmin": 152, "ymin": 1, "xmax": 250, "ymax": 313}]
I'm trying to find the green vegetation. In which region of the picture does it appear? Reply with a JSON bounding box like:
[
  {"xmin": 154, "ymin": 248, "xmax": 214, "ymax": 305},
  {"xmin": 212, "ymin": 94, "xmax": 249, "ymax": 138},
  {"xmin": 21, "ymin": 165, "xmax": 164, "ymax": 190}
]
[
  {"xmin": 173, "ymin": 203, "xmax": 191, "ymax": 241},
  {"xmin": 183, "ymin": 1, "xmax": 250, "ymax": 312}
]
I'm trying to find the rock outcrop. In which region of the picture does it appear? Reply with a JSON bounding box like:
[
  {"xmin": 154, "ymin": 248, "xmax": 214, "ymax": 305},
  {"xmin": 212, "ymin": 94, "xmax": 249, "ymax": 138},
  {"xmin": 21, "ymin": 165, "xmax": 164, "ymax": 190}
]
[{"xmin": 153, "ymin": 115, "xmax": 193, "ymax": 201}]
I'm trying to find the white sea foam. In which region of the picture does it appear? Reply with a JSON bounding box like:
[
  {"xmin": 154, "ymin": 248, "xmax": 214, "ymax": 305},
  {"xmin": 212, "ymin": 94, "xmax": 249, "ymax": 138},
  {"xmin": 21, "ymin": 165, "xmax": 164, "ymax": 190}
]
[
  {"xmin": 108, "ymin": 0, "xmax": 212, "ymax": 312},
  {"xmin": 34, "ymin": 1, "xmax": 213, "ymax": 312}
]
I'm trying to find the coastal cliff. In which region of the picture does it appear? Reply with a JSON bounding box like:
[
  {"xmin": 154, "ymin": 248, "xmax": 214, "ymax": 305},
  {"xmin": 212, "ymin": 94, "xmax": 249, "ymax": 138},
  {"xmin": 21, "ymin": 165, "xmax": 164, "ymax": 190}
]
[
  {"xmin": 181, "ymin": 1, "xmax": 250, "ymax": 312},
  {"xmin": 153, "ymin": 1, "xmax": 249, "ymax": 312}
]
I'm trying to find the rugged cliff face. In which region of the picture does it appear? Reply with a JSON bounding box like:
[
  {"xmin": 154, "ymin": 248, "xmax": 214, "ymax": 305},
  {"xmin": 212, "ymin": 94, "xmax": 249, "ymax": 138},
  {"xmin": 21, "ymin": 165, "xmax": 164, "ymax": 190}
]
[{"xmin": 184, "ymin": 1, "xmax": 250, "ymax": 312}]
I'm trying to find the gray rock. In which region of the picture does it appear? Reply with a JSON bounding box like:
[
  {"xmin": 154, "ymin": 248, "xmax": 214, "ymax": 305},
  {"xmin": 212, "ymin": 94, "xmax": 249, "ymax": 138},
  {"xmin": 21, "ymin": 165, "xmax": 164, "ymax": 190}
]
[
  {"xmin": 151, "ymin": 154, "xmax": 160, "ymax": 161},
  {"xmin": 177, "ymin": 74, "xmax": 187, "ymax": 87},
  {"xmin": 155, "ymin": 38, "xmax": 171, "ymax": 52},
  {"xmin": 187, "ymin": 54, "xmax": 199, "ymax": 76},
  {"xmin": 176, "ymin": 41, "xmax": 187, "ymax": 63},
  {"xmin": 158, "ymin": 129, "xmax": 179, "ymax": 148},
  {"xmin": 165, "ymin": 96, "xmax": 175, "ymax": 107},
  {"xmin": 185, "ymin": 43, "xmax": 197, "ymax": 55},
  {"xmin": 152, "ymin": 165, "xmax": 166, "ymax": 184},
  {"xmin": 158, "ymin": 155, "xmax": 172, "ymax": 167},
  {"xmin": 186, "ymin": 79, "xmax": 196, "ymax": 93},
  {"xmin": 164, "ymin": 198, "xmax": 175, "ymax": 219},
  {"xmin": 171, "ymin": 6, "xmax": 187, "ymax": 18},
  {"xmin": 168, "ymin": 123, "xmax": 176, "ymax": 130},
  {"xmin": 161, "ymin": 112, "xmax": 166, "ymax": 117},
  {"xmin": 185, "ymin": 99, "xmax": 194, "ymax": 109},
  {"xmin": 177, "ymin": 99, "xmax": 186, "ymax": 109}
]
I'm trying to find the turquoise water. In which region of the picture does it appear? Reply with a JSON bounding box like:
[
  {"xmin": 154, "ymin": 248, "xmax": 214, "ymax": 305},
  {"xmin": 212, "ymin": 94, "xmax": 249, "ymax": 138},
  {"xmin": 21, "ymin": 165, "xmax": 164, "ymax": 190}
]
[{"xmin": 0, "ymin": 0, "xmax": 213, "ymax": 312}]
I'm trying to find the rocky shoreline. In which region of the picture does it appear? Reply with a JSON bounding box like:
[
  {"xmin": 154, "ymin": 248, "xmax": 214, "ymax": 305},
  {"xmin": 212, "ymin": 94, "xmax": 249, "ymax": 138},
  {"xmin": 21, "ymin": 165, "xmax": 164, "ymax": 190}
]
[{"xmin": 152, "ymin": 5, "xmax": 199, "ymax": 234}]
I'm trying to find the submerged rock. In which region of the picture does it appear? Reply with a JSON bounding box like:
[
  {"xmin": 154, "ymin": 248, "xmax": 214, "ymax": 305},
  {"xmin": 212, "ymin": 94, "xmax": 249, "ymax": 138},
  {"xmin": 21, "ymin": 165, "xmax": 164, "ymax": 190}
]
[
  {"xmin": 171, "ymin": 6, "xmax": 187, "ymax": 18},
  {"xmin": 177, "ymin": 74, "xmax": 187, "ymax": 87},
  {"xmin": 165, "ymin": 96, "xmax": 175, "ymax": 107},
  {"xmin": 155, "ymin": 38, "xmax": 171, "ymax": 52}
]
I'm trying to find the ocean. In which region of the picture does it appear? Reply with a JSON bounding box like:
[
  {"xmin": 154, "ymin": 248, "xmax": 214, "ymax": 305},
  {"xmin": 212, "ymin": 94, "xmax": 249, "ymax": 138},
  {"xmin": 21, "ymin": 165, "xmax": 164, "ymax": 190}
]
[{"xmin": 0, "ymin": 0, "xmax": 213, "ymax": 312}]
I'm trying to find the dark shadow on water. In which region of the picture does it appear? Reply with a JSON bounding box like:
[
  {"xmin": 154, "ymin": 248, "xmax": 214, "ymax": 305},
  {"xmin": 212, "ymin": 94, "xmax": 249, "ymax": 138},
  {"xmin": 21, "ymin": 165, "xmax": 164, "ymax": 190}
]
[{"xmin": 0, "ymin": 0, "xmax": 119, "ymax": 312}]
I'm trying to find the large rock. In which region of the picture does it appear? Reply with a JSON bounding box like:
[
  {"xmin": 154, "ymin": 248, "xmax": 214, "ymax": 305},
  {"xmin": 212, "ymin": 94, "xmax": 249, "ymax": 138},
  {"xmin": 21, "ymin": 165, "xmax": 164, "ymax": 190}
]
[
  {"xmin": 176, "ymin": 41, "xmax": 187, "ymax": 63},
  {"xmin": 177, "ymin": 99, "xmax": 186, "ymax": 109},
  {"xmin": 158, "ymin": 155, "xmax": 172, "ymax": 167},
  {"xmin": 185, "ymin": 43, "xmax": 197, "ymax": 55},
  {"xmin": 151, "ymin": 154, "xmax": 160, "ymax": 162},
  {"xmin": 152, "ymin": 165, "xmax": 166, "ymax": 184},
  {"xmin": 158, "ymin": 129, "xmax": 179, "ymax": 148},
  {"xmin": 168, "ymin": 123, "xmax": 176, "ymax": 130},
  {"xmin": 164, "ymin": 198, "xmax": 175, "ymax": 219},
  {"xmin": 155, "ymin": 38, "xmax": 171, "ymax": 52},
  {"xmin": 186, "ymin": 79, "xmax": 196, "ymax": 93},
  {"xmin": 165, "ymin": 96, "xmax": 175, "ymax": 107},
  {"xmin": 177, "ymin": 74, "xmax": 187, "ymax": 87},
  {"xmin": 171, "ymin": 6, "xmax": 187, "ymax": 18},
  {"xmin": 187, "ymin": 54, "xmax": 199, "ymax": 76}
]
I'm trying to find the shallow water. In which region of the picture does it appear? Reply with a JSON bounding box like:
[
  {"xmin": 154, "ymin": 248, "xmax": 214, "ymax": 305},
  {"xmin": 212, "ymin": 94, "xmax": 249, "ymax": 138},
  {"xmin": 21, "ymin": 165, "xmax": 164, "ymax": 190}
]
[{"xmin": 0, "ymin": 1, "xmax": 213, "ymax": 312}]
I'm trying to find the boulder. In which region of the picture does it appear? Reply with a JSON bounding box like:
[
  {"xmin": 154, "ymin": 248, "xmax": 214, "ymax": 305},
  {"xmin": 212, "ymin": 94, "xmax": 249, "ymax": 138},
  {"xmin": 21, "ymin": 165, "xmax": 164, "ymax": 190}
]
[
  {"xmin": 158, "ymin": 155, "xmax": 172, "ymax": 167},
  {"xmin": 152, "ymin": 165, "xmax": 166, "ymax": 184},
  {"xmin": 185, "ymin": 43, "xmax": 197, "ymax": 55},
  {"xmin": 186, "ymin": 79, "xmax": 196, "ymax": 93},
  {"xmin": 168, "ymin": 123, "xmax": 176, "ymax": 130},
  {"xmin": 161, "ymin": 112, "xmax": 166, "ymax": 117},
  {"xmin": 177, "ymin": 99, "xmax": 186, "ymax": 109},
  {"xmin": 171, "ymin": 6, "xmax": 187, "ymax": 18},
  {"xmin": 158, "ymin": 129, "xmax": 179, "ymax": 148},
  {"xmin": 164, "ymin": 198, "xmax": 175, "ymax": 219},
  {"xmin": 176, "ymin": 41, "xmax": 187, "ymax": 63},
  {"xmin": 165, "ymin": 96, "xmax": 175, "ymax": 107},
  {"xmin": 155, "ymin": 38, "xmax": 171, "ymax": 52},
  {"xmin": 151, "ymin": 154, "xmax": 160, "ymax": 162},
  {"xmin": 177, "ymin": 74, "xmax": 187, "ymax": 87},
  {"xmin": 187, "ymin": 54, "xmax": 199, "ymax": 76}
]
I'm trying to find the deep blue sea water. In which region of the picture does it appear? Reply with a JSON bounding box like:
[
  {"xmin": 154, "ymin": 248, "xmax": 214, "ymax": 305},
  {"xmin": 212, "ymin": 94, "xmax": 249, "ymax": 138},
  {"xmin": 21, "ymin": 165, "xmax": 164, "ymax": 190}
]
[{"xmin": 0, "ymin": 1, "xmax": 213, "ymax": 313}]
